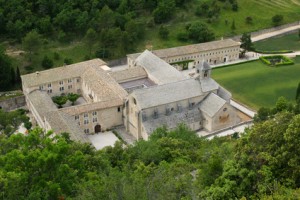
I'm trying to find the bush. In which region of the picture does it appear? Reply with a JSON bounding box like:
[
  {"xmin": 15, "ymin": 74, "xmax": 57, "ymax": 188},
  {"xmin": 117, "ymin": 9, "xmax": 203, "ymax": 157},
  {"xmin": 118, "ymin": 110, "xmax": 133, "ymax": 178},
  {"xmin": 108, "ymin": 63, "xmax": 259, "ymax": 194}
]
[
  {"xmin": 158, "ymin": 26, "xmax": 169, "ymax": 39},
  {"xmin": 272, "ymin": 14, "xmax": 283, "ymax": 26},
  {"xmin": 42, "ymin": 55, "xmax": 53, "ymax": 69},
  {"xmin": 255, "ymin": 49, "xmax": 293, "ymax": 54},
  {"xmin": 64, "ymin": 58, "xmax": 73, "ymax": 65},
  {"xmin": 177, "ymin": 32, "xmax": 189, "ymax": 42},
  {"xmin": 53, "ymin": 52, "xmax": 60, "ymax": 60}
]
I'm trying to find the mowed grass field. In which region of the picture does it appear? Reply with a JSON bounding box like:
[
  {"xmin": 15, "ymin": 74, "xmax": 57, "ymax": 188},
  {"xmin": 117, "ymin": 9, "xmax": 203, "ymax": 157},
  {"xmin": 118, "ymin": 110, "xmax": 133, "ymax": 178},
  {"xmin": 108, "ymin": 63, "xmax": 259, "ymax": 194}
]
[
  {"xmin": 254, "ymin": 32, "xmax": 300, "ymax": 51},
  {"xmin": 212, "ymin": 56, "xmax": 300, "ymax": 110}
]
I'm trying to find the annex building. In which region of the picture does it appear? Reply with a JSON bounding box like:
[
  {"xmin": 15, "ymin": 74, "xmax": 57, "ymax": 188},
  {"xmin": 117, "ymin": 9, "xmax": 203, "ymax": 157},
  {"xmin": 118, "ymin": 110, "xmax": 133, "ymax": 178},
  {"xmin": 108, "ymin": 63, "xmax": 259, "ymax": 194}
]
[
  {"xmin": 22, "ymin": 39, "xmax": 246, "ymax": 143},
  {"xmin": 127, "ymin": 39, "xmax": 240, "ymax": 70}
]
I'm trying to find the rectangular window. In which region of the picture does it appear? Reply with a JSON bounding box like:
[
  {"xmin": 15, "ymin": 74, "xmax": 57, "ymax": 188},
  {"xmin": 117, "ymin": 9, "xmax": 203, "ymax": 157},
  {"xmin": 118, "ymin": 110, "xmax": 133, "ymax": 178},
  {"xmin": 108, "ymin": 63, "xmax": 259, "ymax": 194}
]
[
  {"xmin": 47, "ymin": 89, "xmax": 52, "ymax": 93},
  {"xmin": 39, "ymin": 85, "xmax": 43, "ymax": 90},
  {"xmin": 118, "ymin": 107, "xmax": 121, "ymax": 112},
  {"xmin": 84, "ymin": 113, "xmax": 88, "ymax": 118},
  {"xmin": 84, "ymin": 119, "xmax": 89, "ymax": 124},
  {"xmin": 48, "ymin": 83, "xmax": 52, "ymax": 88},
  {"xmin": 59, "ymin": 81, "xmax": 64, "ymax": 85},
  {"xmin": 92, "ymin": 111, "xmax": 97, "ymax": 116},
  {"xmin": 59, "ymin": 87, "xmax": 64, "ymax": 91},
  {"xmin": 68, "ymin": 79, "xmax": 72, "ymax": 83},
  {"xmin": 93, "ymin": 118, "xmax": 97, "ymax": 123},
  {"xmin": 77, "ymin": 78, "xmax": 80, "ymax": 83},
  {"xmin": 75, "ymin": 115, "xmax": 79, "ymax": 120},
  {"xmin": 84, "ymin": 129, "xmax": 89, "ymax": 134},
  {"xmin": 68, "ymin": 85, "xmax": 72, "ymax": 89}
]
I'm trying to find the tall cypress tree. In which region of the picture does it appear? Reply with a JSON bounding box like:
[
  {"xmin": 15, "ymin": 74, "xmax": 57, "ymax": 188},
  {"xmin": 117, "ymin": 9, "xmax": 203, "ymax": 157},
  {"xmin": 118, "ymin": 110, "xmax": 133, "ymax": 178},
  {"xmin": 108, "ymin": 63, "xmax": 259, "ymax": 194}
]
[
  {"xmin": 16, "ymin": 66, "xmax": 21, "ymax": 84},
  {"xmin": 296, "ymin": 82, "xmax": 300, "ymax": 100}
]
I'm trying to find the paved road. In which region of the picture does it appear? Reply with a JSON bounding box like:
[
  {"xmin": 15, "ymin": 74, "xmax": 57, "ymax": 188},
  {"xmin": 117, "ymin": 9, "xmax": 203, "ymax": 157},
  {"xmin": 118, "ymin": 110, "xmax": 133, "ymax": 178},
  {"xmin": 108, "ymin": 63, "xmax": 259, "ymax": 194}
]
[{"xmin": 251, "ymin": 24, "xmax": 300, "ymax": 42}]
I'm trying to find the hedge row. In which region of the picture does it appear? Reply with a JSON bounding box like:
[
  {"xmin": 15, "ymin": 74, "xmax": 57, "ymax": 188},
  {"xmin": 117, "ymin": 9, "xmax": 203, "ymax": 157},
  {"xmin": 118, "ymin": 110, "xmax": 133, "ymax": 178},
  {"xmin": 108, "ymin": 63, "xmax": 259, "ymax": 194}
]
[
  {"xmin": 255, "ymin": 49, "xmax": 293, "ymax": 54},
  {"xmin": 259, "ymin": 55, "xmax": 294, "ymax": 67}
]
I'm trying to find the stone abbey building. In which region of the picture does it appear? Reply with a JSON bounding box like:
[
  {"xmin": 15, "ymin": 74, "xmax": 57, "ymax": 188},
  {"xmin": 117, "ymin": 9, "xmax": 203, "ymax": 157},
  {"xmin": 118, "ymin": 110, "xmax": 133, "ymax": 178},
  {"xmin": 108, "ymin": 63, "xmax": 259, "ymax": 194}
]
[{"xmin": 21, "ymin": 39, "xmax": 245, "ymax": 142}]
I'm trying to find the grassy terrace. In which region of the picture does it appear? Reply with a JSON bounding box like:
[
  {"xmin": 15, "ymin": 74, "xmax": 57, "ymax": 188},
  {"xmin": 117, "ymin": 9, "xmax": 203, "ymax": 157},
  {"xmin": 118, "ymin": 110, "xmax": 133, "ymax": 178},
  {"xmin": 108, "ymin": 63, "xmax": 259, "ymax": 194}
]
[
  {"xmin": 254, "ymin": 32, "xmax": 300, "ymax": 51},
  {"xmin": 212, "ymin": 56, "xmax": 300, "ymax": 110}
]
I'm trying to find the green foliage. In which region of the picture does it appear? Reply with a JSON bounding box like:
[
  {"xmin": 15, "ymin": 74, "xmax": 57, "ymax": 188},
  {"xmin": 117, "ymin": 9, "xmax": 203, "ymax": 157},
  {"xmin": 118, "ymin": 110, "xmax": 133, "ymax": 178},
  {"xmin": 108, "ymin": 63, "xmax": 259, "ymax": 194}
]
[
  {"xmin": 52, "ymin": 96, "xmax": 68, "ymax": 108},
  {"xmin": 255, "ymin": 49, "xmax": 293, "ymax": 54},
  {"xmin": 0, "ymin": 46, "xmax": 14, "ymax": 91},
  {"xmin": 153, "ymin": 0, "xmax": 176, "ymax": 24},
  {"xmin": 272, "ymin": 14, "xmax": 284, "ymax": 26},
  {"xmin": 259, "ymin": 55, "xmax": 294, "ymax": 67},
  {"xmin": 42, "ymin": 55, "xmax": 54, "ymax": 69},
  {"xmin": 296, "ymin": 82, "xmax": 300, "ymax": 100},
  {"xmin": 64, "ymin": 58, "xmax": 73, "ymax": 65},
  {"xmin": 187, "ymin": 22, "xmax": 215, "ymax": 43},
  {"xmin": 84, "ymin": 28, "xmax": 97, "ymax": 56},
  {"xmin": 231, "ymin": 19, "xmax": 236, "ymax": 31},
  {"xmin": 22, "ymin": 30, "xmax": 42, "ymax": 61},
  {"xmin": 240, "ymin": 32, "xmax": 253, "ymax": 56},
  {"xmin": 0, "ymin": 109, "xmax": 29, "ymax": 136},
  {"xmin": 158, "ymin": 26, "xmax": 169, "ymax": 39},
  {"xmin": 67, "ymin": 93, "xmax": 80, "ymax": 105}
]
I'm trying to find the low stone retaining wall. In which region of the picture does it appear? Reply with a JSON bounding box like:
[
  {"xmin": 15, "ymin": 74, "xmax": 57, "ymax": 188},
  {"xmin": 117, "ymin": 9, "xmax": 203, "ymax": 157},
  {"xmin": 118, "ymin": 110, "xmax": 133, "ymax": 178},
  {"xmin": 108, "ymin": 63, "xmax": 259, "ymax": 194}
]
[{"xmin": 0, "ymin": 95, "xmax": 26, "ymax": 111}]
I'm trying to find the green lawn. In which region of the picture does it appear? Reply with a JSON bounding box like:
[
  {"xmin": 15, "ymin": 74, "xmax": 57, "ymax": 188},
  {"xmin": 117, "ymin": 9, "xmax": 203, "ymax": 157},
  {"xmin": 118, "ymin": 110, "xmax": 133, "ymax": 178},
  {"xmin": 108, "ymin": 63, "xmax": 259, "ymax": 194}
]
[
  {"xmin": 254, "ymin": 32, "xmax": 300, "ymax": 51},
  {"xmin": 212, "ymin": 56, "xmax": 300, "ymax": 110}
]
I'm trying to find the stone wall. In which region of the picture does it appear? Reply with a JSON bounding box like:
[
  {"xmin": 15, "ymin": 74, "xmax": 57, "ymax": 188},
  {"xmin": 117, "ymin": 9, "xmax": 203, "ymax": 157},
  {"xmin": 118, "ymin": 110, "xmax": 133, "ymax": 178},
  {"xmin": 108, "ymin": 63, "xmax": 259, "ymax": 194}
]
[{"xmin": 0, "ymin": 95, "xmax": 26, "ymax": 111}]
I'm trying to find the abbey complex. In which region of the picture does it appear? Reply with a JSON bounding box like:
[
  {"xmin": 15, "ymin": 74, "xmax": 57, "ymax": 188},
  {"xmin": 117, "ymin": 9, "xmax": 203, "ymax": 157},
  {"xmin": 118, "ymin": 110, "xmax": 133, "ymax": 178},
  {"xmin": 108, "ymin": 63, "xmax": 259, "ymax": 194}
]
[{"xmin": 21, "ymin": 38, "xmax": 248, "ymax": 142}]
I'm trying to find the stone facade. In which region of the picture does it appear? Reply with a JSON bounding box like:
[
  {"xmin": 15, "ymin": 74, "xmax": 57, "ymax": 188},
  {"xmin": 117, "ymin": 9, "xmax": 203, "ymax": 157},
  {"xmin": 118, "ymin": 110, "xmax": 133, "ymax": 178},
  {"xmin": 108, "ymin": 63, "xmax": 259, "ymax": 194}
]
[
  {"xmin": 127, "ymin": 39, "xmax": 240, "ymax": 70},
  {"xmin": 22, "ymin": 40, "xmax": 244, "ymax": 143}
]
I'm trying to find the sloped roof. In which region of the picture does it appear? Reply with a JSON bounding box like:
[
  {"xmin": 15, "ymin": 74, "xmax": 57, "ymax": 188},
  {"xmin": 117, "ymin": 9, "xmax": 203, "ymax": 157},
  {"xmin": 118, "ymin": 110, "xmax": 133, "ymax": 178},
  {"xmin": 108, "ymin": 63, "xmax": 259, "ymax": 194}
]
[
  {"xmin": 200, "ymin": 78, "xmax": 219, "ymax": 92},
  {"xmin": 217, "ymin": 86, "xmax": 232, "ymax": 102},
  {"xmin": 197, "ymin": 61, "xmax": 211, "ymax": 71},
  {"xmin": 46, "ymin": 111, "xmax": 90, "ymax": 143},
  {"xmin": 21, "ymin": 59, "xmax": 106, "ymax": 87},
  {"xmin": 82, "ymin": 66, "xmax": 127, "ymax": 102},
  {"xmin": 135, "ymin": 50, "xmax": 186, "ymax": 85},
  {"xmin": 109, "ymin": 67, "xmax": 147, "ymax": 83},
  {"xmin": 199, "ymin": 93, "xmax": 226, "ymax": 117},
  {"xmin": 132, "ymin": 78, "xmax": 204, "ymax": 109},
  {"xmin": 152, "ymin": 39, "xmax": 240, "ymax": 59},
  {"xmin": 27, "ymin": 90, "xmax": 58, "ymax": 118}
]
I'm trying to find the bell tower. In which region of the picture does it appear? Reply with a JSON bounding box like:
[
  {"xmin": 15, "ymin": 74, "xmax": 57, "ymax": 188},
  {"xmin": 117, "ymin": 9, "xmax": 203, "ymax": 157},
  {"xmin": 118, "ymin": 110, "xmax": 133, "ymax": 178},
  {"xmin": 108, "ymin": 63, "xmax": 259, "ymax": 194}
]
[{"xmin": 196, "ymin": 61, "xmax": 211, "ymax": 79}]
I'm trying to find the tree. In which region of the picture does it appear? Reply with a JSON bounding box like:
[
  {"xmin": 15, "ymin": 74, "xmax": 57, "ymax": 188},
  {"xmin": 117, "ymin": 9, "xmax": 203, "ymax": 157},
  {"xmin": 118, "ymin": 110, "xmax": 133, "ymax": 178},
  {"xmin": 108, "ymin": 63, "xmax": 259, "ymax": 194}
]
[
  {"xmin": 67, "ymin": 93, "xmax": 80, "ymax": 105},
  {"xmin": 10, "ymin": 67, "xmax": 16, "ymax": 86},
  {"xmin": 153, "ymin": 0, "xmax": 176, "ymax": 24},
  {"xmin": 245, "ymin": 16, "xmax": 253, "ymax": 24},
  {"xmin": 231, "ymin": 20, "xmax": 236, "ymax": 31},
  {"xmin": 187, "ymin": 22, "xmax": 215, "ymax": 43},
  {"xmin": 272, "ymin": 14, "xmax": 283, "ymax": 26},
  {"xmin": 240, "ymin": 33, "xmax": 254, "ymax": 56},
  {"xmin": 158, "ymin": 26, "xmax": 169, "ymax": 39},
  {"xmin": 296, "ymin": 82, "xmax": 300, "ymax": 100},
  {"xmin": 84, "ymin": 28, "xmax": 97, "ymax": 56},
  {"xmin": 16, "ymin": 67, "xmax": 21, "ymax": 85},
  {"xmin": 0, "ymin": 46, "xmax": 13, "ymax": 91},
  {"xmin": 22, "ymin": 30, "xmax": 42, "ymax": 61},
  {"xmin": 42, "ymin": 55, "xmax": 53, "ymax": 69},
  {"xmin": 52, "ymin": 96, "xmax": 68, "ymax": 108}
]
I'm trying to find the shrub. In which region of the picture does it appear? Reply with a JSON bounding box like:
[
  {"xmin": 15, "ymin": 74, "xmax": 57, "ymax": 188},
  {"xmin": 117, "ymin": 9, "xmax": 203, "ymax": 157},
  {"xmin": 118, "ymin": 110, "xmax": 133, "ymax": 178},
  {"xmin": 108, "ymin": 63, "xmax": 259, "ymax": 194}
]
[
  {"xmin": 272, "ymin": 14, "xmax": 283, "ymax": 26},
  {"xmin": 53, "ymin": 52, "xmax": 60, "ymax": 60},
  {"xmin": 259, "ymin": 55, "xmax": 294, "ymax": 67},
  {"xmin": 42, "ymin": 55, "xmax": 53, "ymax": 69},
  {"xmin": 64, "ymin": 58, "xmax": 73, "ymax": 65}
]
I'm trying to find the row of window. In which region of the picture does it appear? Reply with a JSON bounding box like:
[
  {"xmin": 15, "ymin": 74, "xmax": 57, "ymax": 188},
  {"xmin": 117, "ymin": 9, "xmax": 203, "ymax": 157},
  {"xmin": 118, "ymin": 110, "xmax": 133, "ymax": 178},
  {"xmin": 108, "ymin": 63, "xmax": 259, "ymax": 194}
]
[
  {"xmin": 40, "ymin": 78, "xmax": 81, "ymax": 91},
  {"xmin": 168, "ymin": 50, "xmax": 238, "ymax": 63}
]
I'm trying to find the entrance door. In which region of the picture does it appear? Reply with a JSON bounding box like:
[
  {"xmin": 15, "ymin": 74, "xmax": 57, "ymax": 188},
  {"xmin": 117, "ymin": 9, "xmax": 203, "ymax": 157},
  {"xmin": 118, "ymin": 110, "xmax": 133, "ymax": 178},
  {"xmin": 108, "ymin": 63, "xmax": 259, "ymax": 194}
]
[{"xmin": 94, "ymin": 124, "xmax": 101, "ymax": 133}]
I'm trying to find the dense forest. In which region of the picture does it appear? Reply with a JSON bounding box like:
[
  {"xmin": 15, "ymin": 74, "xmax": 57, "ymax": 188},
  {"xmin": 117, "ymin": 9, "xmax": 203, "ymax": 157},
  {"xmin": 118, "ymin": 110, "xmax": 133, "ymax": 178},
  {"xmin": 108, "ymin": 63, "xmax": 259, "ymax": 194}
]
[{"xmin": 1, "ymin": 96, "xmax": 300, "ymax": 199}]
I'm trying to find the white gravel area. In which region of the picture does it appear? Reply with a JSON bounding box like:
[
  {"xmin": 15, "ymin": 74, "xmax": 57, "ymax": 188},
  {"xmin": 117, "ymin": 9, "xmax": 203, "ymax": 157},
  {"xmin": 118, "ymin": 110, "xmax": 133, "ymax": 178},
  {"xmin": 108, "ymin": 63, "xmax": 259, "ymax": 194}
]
[{"xmin": 88, "ymin": 131, "xmax": 119, "ymax": 150}]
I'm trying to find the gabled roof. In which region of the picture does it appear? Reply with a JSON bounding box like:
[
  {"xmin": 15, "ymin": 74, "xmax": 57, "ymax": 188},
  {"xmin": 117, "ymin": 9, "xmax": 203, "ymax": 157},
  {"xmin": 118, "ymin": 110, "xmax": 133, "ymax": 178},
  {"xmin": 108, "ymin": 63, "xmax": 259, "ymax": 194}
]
[
  {"xmin": 197, "ymin": 61, "xmax": 211, "ymax": 71},
  {"xmin": 21, "ymin": 59, "xmax": 106, "ymax": 87},
  {"xmin": 46, "ymin": 111, "xmax": 90, "ymax": 143},
  {"xmin": 135, "ymin": 50, "xmax": 186, "ymax": 85},
  {"xmin": 132, "ymin": 78, "xmax": 204, "ymax": 109},
  {"xmin": 109, "ymin": 67, "xmax": 147, "ymax": 83},
  {"xmin": 27, "ymin": 90, "xmax": 58, "ymax": 118},
  {"xmin": 82, "ymin": 66, "xmax": 127, "ymax": 102},
  {"xmin": 199, "ymin": 93, "xmax": 226, "ymax": 117},
  {"xmin": 152, "ymin": 39, "xmax": 240, "ymax": 58}
]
